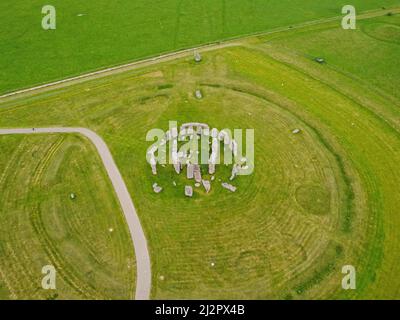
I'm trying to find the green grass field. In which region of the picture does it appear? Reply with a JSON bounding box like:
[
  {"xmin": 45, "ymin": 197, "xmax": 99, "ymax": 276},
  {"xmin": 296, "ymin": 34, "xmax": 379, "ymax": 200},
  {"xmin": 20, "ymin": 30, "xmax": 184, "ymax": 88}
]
[
  {"xmin": 1, "ymin": 0, "xmax": 399, "ymax": 94},
  {"xmin": 0, "ymin": 134, "xmax": 135, "ymax": 299},
  {"xmin": 1, "ymin": 5, "xmax": 400, "ymax": 299}
]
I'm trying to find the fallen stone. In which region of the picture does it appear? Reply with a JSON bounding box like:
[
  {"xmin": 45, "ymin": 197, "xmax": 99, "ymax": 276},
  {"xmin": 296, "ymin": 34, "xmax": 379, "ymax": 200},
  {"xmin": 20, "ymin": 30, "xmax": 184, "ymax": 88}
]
[
  {"xmin": 222, "ymin": 182, "xmax": 237, "ymax": 192},
  {"xmin": 292, "ymin": 129, "xmax": 301, "ymax": 134}
]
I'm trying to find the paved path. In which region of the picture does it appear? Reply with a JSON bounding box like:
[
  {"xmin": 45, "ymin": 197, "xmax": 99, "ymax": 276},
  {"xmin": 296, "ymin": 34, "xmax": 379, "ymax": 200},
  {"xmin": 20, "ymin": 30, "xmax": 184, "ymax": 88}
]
[{"xmin": 0, "ymin": 127, "xmax": 151, "ymax": 300}]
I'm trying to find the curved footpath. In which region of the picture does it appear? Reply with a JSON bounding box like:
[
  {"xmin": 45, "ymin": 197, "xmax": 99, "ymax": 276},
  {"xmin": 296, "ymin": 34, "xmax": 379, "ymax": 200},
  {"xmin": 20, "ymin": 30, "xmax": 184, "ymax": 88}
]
[
  {"xmin": 1, "ymin": 8, "xmax": 397, "ymax": 100},
  {"xmin": 0, "ymin": 127, "xmax": 151, "ymax": 300}
]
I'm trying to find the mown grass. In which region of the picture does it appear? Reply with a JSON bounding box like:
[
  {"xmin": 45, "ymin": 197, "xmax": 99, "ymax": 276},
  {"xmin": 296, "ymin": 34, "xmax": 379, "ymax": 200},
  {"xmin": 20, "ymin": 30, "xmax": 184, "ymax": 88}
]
[
  {"xmin": 0, "ymin": 54, "xmax": 345, "ymax": 299},
  {"xmin": 1, "ymin": 1, "xmax": 399, "ymax": 94},
  {"xmin": 1, "ymin": 12, "xmax": 400, "ymax": 299},
  {"xmin": 0, "ymin": 134, "xmax": 135, "ymax": 299}
]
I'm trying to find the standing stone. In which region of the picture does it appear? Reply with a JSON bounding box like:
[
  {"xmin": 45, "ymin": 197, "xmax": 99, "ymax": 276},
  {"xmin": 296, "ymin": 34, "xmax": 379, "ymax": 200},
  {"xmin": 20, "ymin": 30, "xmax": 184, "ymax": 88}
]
[
  {"xmin": 231, "ymin": 140, "xmax": 238, "ymax": 157},
  {"xmin": 153, "ymin": 183, "xmax": 163, "ymax": 193},
  {"xmin": 209, "ymin": 138, "xmax": 219, "ymax": 170},
  {"xmin": 202, "ymin": 180, "xmax": 211, "ymax": 193},
  {"xmin": 230, "ymin": 164, "xmax": 240, "ymax": 181},
  {"xmin": 185, "ymin": 186, "xmax": 193, "ymax": 197},
  {"xmin": 193, "ymin": 164, "xmax": 202, "ymax": 183},
  {"xmin": 149, "ymin": 153, "xmax": 157, "ymax": 175},
  {"xmin": 187, "ymin": 163, "xmax": 194, "ymax": 179},
  {"xmin": 211, "ymin": 128, "xmax": 218, "ymax": 139},
  {"xmin": 180, "ymin": 128, "xmax": 187, "ymax": 138},
  {"xmin": 211, "ymin": 138, "xmax": 219, "ymax": 153},
  {"xmin": 174, "ymin": 162, "xmax": 181, "ymax": 174},
  {"xmin": 171, "ymin": 127, "xmax": 178, "ymax": 138},
  {"xmin": 195, "ymin": 90, "xmax": 203, "ymax": 99},
  {"xmin": 224, "ymin": 134, "xmax": 231, "ymax": 145},
  {"xmin": 194, "ymin": 52, "xmax": 202, "ymax": 62},
  {"xmin": 222, "ymin": 182, "xmax": 237, "ymax": 192}
]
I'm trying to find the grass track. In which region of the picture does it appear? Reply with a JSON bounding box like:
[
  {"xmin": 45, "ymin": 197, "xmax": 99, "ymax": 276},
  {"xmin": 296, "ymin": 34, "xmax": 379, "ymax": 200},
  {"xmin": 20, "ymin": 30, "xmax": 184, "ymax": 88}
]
[
  {"xmin": 1, "ymin": 12, "xmax": 400, "ymax": 299},
  {"xmin": 1, "ymin": 1, "xmax": 399, "ymax": 94}
]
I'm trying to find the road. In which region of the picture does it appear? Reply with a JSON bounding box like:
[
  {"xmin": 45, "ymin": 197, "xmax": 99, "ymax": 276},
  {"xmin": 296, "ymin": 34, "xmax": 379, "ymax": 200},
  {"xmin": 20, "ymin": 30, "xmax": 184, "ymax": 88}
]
[{"xmin": 0, "ymin": 127, "xmax": 151, "ymax": 300}]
